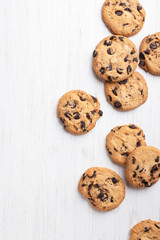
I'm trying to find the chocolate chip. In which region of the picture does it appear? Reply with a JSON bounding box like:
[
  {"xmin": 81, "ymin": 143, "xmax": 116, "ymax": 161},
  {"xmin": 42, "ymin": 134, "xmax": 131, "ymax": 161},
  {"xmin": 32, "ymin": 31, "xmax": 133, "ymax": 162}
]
[
  {"xmin": 144, "ymin": 227, "xmax": 150, "ymax": 232},
  {"xmin": 97, "ymin": 192, "xmax": 108, "ymax": 202},
  {"xmin": 108, "ymin": 151, "xmax": 112, "ymax": 155},
  {"xmin": 140, "ymin": 60, "xmax": 145, "ymax": 66},
  {"xmin": 64, "ymin": 111, "xmax": 72, "ymax": 120},
  {"xmin": 99, "ymin": 67, "xmax": 105, "ymax": 75},
  {"xmin": 108, "ymin": 95, "xmax": 112, "ymax": 102},
  {"xmin": 133, "ymin": 171, "xmax": 137, "ymax": 178},
  {"xmin": 124, "ymin": 55, "xmax": 129, "ymax": 62},
  {"xmin": 150, "ymin": 41, "xmax": 159, "ymax": 50},
  {"xmin": 81, "ymin": 121, "xmax": 85, "ymax": 129},
  {"xmin": 137, "ymin": 131, "xmax": 141, "ymax": 136},
  {"xmin": 64, "ymin": 101, "xmax": 69, "ymax": 107},
  {"xmin": 136, "ymin": 141, "xmax": 141, "ymax": 147},
  {"xmin": 151, "ymin": 165, "xmax": 158, "ymax": 174},
  {"xmin": 155, "ymin": 156, "xmax": 159, "ymax": 162},
  {"xmin": 115, "ymin": 10, "xmax": 123, "ymax": 16},
  {"xmin": 104, "ymin": 40, "xmax": 112, "ymax": 46},
  {"xmin": 94, "ymin": 184, "xmax": 99, "ymax": 188},
  {"xmin": 142, "ymin": 180, "xmax": 149, "ymax": 187},
  {"xmin": 98, "ymin": 110, "xmax": 103, "ymax": 116},
  {"xmin": 73, "ymin": 112, "xmax": 80, "ymax": 119},
  {"xmin": 107, "ymin": 77, "xmax": 112, "ymax": 82},
  {"xmin": 132, "ymin": 29, "xmax": 136, "ymax": 33},
  {"xmin": 88, "ymin": 183, "xmax": 93, "ymax": 191},
  {"xmin": 91, "ymin": 110, "xmax": 96, "ymax": 115},
  {"xmin": 110, "ymin": 196, "xmax": 114, "ymax": 202},
  {"xmin": 81, "ymin": 183, "xmax": 86, "ymax": 187},
  {"xmin": 82, "ymin": 173, "xmax": 87, "ymax": 180},
  {"xmin": 131, "ymin": 50, "xmax": 135, "ymax": 55},
  {"xmin": 114, "ymin": 101, "xmax": 122, "ymax": 109},
  {"xmin": 114, "ymin": 148, "xmax": 118, "ymax": 152},
  {"xmin": 91, "ymin": 95, "xmax": 97, "ymax": 102},
  {"xmin": 121, "ymin": 152, "xmax": 129, "ymax": 157},
  {"xmin": 110, "ymin": 36, "xmax": 117, "ymax": 40},
  {"xmin": 107, "ymin": 48, "xmax": 113, "ymax": 55},
  {"xmin": 120, "ymin": 2, "xmax": 126, "ymax": 6},
  {"xmin": 119, "ymin": 37, "xmax": 124, "ymax": 41},
  {"xmin": 132, "ymin": 157, "xmax": 135, "ymax": 164},
  {"xmin": 139, "ymin": 168, "xmax": 144, "ymax": 173},
  {"xmin": 112, "ymin": 87, "xmax": 118, "ymax": 96},
  {"xmin": 127, "ymin": 65, "xmax": 132, "ymax": 74},
  {"xmin": 112, "ymin": 178, "xmax": 119, "ymax": 184},
  {"xmin": 129, "ymin": 125, "xmax": 137, "ymax": 129},
  {"xmin": 137, "ymin": 5, "xmax": 142, "ymax": 11},
  {"xmin": 88, "ymin": 171, "xmax": 96, "ymax": 178},
  {"xmin": 80, "ymin": 96, "xmax": 86, "ymax": 101},
  {"xmin": 144, "ymin": 48, "xmax": 150, "ymax": 55},
  {"xmin": 106, "ymin": 64, "xmax": 112, "ymax": 71},
  {"xmin": 140, "ymin": 90, "xmax": 143, "ymax": 95},
  {"xmin": 123, "ymin": 23, "xmax": 129, "ymax": 26},
  {"xmin": 93, "ymin": 50, "xmax": 97, "ymax": 58},
  {"xmin": 117, "ymin": 68, "xmax": 123, "ymax": 74},
  {"xmin": 119, "ymin": 79, "xmax": 128, "ymax": 85},
  {"xmin": 60, "ymin": 118, "xmax": 65, "ymax": 124},
  {"xmin": 136, "ymin": 165, "xmax": 139, "ymax": 170},
  {"xmin": 133, "ymin": 57, "xmax": 138, "ymax": 62},
  {"xmin": 124, "ymin": 8, "xmax": 131, "ymax": 12},
  {"xmin": 155, "ymin": 224, "xmax": 160, "ymax": 229},
  {"xmin": 139, "ymin": 52, "xmax": 145, "ymax": 60},
  {"xmin": 86, "ymin": 113, "xmax": 91, "ymax": 120}
]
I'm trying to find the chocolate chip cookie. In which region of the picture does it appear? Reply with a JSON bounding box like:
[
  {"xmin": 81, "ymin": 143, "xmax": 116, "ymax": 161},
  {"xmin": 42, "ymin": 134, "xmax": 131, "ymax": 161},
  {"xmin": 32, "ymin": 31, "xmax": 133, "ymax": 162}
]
[
  {"xmin": 102, "ymin": 0, "xmax": 146, "ymax": 37},
  {"xmin": 130, "ymin": 219, "xmax": 160, "ymax": 240},
  {"xmin": 78, "ymin": 167, "xmax": 125, "ymax": 211},
  {"xmin": 106, "ymin": 124, "xmax": 146, "ymax": 165},
  {"xmin": 126, "ymin": 146, "xmax": 160, "ymax": 188},
  {"xmin": 139, "ymin": 32, "xmax": 160, "ymax": 75},
  {"xmin": 92, "ymin": 35, "xmax": 138, "ymax": 82},
  {"xmin": 57, "ymin": 90, "xmax": 103, "ymax": 135},
  {"xmin": 105, "ymin": 72, "xmax": 148, "ymax": 111}
]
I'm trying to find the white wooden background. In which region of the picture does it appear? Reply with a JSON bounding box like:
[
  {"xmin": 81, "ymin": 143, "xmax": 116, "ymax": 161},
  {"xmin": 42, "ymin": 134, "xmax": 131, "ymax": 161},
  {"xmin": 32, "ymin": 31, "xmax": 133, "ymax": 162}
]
[{"xmin": 0, "ymin": 0, "xmax": 160, "ymax": 239}]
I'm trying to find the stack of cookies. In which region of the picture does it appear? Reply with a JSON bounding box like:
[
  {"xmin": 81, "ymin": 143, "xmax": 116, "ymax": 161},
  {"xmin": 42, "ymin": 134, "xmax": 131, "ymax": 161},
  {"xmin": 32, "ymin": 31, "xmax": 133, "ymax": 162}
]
[{"xmin": 57, "ymin": 0, "xmax": 160, "ymax": 238}]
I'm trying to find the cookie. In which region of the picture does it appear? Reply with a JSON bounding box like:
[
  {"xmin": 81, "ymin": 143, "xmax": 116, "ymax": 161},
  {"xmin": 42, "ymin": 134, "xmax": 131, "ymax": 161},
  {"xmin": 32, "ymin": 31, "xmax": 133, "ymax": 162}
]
[
  {"xmin": 105, "ymin": 72, "xmax": 148, "ymax": 111},
  {"xmin": 102, "ymin": 0, "xmax": 146, "ymax": 37},
  {"xmin": 92, "ymin": 35, "xmax": 138, "ymax": 82},
  {"xmin": 126, "ymin": 146, "xmax": 160, "ymax": 188},
  {"xmin": 139, "ymin": 32, "xmax": 160, "ymax": 75},
  {"xmin": 130, "ymin": 219, "xmax": 160, "ymax": 240},
  {"xmin": 106, "ymin": 124, "xmax": 146, "ymax": 165},
  {"xmin": 78, "ymin": 167, "xmax": 125, "ymax": 211},
  {"xmin": 57, "ymin": 90, "xmax": 103, "ymax": 135}
]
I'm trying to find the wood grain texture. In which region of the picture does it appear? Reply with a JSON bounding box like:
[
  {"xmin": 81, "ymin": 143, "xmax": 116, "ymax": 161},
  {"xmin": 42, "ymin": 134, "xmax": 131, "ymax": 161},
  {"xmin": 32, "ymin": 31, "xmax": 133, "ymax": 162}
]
[{"xmin": 0, "ymin": 0, "xmax": 160, "ymax": 239}]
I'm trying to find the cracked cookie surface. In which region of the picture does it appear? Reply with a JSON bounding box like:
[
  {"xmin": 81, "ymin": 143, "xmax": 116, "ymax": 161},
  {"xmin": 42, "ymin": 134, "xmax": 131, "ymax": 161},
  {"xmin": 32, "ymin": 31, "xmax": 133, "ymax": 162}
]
[
  {"xmin": 57, "ymin": 90, "xmax": 103, "ymax": 135},
  {"xmin": 106, "ymin": 124, "xmax": 146, "ymax": 165},
  {"xmin": 139, "ymin": 32, "xmax": 160, "ymax": 75},
  {"xmin": 105, "ymin": 72, "xmax": 148, "ymax": 111},
  {"xmin": 102, "ymin": 0, "xmax": 146, "ymax": 37},
  {"xmin": 130, "ymin": 219, "xmax": 160, "ymax": 240},
  {"xmin": 78, "ymin": 167, "xmax": 125, "ymax": 211},
  {"xmin": 92, "ymin": 35, "xmax": 138, "ymax": 82},
  {"xmin": 126, "ymin": 146, "xmax": 160, "ymax": 188}
]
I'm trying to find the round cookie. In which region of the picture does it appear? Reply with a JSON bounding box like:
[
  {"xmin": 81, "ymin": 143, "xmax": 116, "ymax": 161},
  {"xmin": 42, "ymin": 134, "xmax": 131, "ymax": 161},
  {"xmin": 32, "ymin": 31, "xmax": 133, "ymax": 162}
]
[
  {"xmin": 130, "ymin": 219, "xmax": 160, "ymax": 240},
  {"xmin": 102, "ymin": 0, "xmax": 146, "ymax": 37},
  {"xmin": 78, "ymin": 167, "xmax": 125, "ymax": 211},
  {"xmin": 139, "ymin": 32, "xmax": 160, "ymax": 75},
  {"xmin": 57, "ymin": 90, "xmax": 103, "ymax": 135},
  {"xmin": 106, "ymin": 124, "xmax": 146, "ymax": 165},
  {"xmin": 92, "ymin": 35, "xmax": 138, "ymax": 82},
  {"xmin": 126, "ymin": 146, "xmax": 160, "ymax": 188},
  {"xmin": 105, "ymin": 72, "xmax": 148, "ymax": 111}
]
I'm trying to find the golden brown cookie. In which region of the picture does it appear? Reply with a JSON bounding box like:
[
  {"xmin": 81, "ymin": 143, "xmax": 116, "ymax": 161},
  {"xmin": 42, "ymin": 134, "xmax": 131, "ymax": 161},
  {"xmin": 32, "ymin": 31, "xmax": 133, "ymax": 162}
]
[
  {"xmin": 106, "ymin": 124, "xmax": 146, "ymax": 165},
  {"xmin": 139, "ymin": 32, "xmax": 160, "ymax": 75},
  {"xmin": 102, "ymin": 0, "xmax": 146, "ymax": 37},
  {"xmin": 92, "ymin": 35, "xmax": 138, "ymax": 82},
  {"xmin": 57, "ymin": 90, "xmax": 103, "ymax": 135},
  {"xmin": 78, "ymin": 167, "xmax": 125, "ymax": 211},
  {"xmin": 126, "ymin": 146, "xmax": 160, "ymax": 188},
  {"xmin": 105, "ymin": 72, "xmax": 148, "ymax": 111},
  {"xmin": 130, "ymin": 219, "xmax": 160, "ymax": 240}
]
